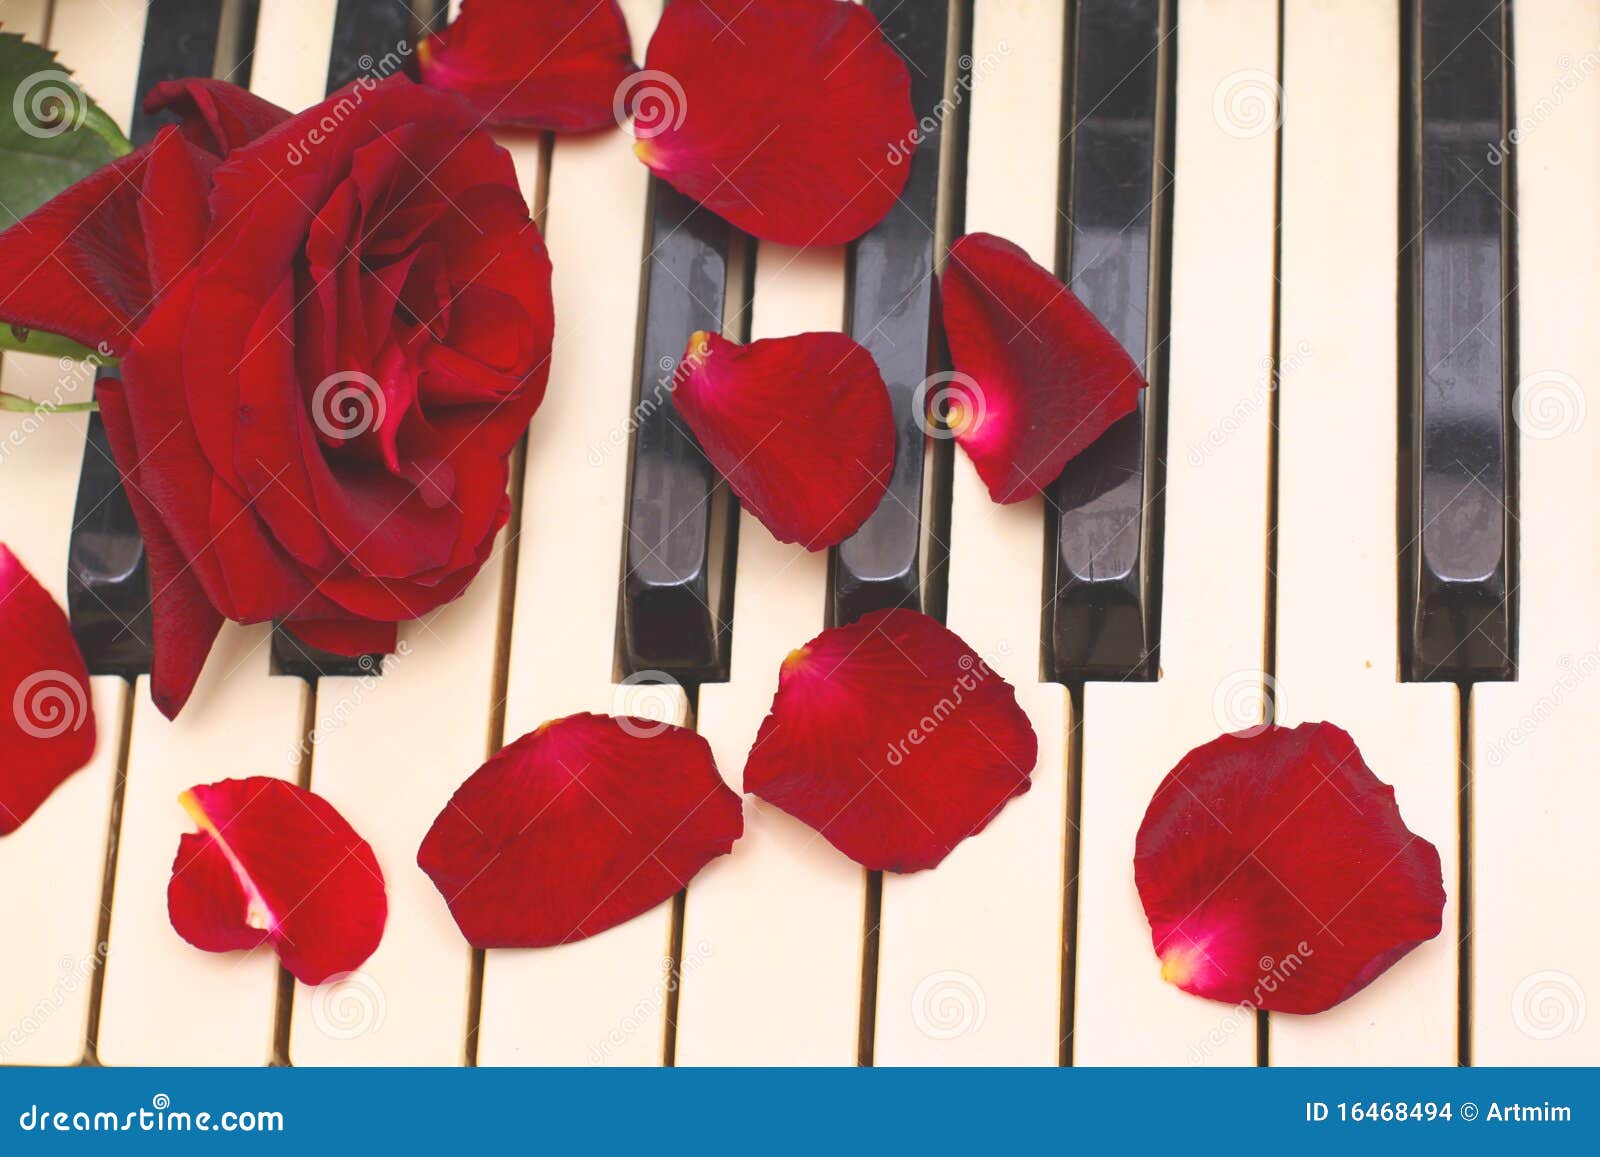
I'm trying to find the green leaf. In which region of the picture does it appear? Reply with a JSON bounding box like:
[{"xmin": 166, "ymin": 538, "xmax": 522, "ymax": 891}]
[
  {"xmin": 0, "ymin": 322, "xmax": 115, "ymax": 364},
  {"xmin": 0, "ymin": 31, "xmax": 134, "ymax": 230}
]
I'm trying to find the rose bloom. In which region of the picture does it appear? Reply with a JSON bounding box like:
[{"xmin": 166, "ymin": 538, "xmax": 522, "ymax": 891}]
[{"xmin": 0, "ymin": 78, "xmax": 554, "ymax": 717}]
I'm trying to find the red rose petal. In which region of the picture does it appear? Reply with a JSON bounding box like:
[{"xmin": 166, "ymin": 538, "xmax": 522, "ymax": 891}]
[
  {"xmin": 168, "ymin": 777, "xmax": 387, "ymax": 984},
  {"xmin": 633, "ymin": 0, "xmax": 914, "ymax": 246},
  {"xmin": 672, "ymin": 330, "xmax": 894, "ymax": 550},
  {"xmin": 418, "ymin": 713, "xmax": 744, "ymax": 947},
  {"xmin": 96, "ymin": 375, "xmax": 225, "ymax": 720},
  {"xmin": 743, "ymin": 608, "xmax": 1037, "ymax": 872},
  {"xmin": 143, "ymin": 78, "xmax": 291, "ymax": 156},
  {"xmin": 939, "ymin": 231, "xmax": 1147, "ymax": 503},
  {"xmin": 419, "ymin": 0, "xmax": 637, "ymax": 132},
  {"xmin": 1135, "ymin": 722, "xmax": 1446, "ymax": 1014},
  {"xmin": 0, "ymin": 147, "xmax": 151, "ymax": 354},
  {"xmin": 0, "ymin": 544, "xmax": 96, "ymax": 834},
  {"xmin": 281, "ymin": 617, "xmax": 397, "ymax": 660}
]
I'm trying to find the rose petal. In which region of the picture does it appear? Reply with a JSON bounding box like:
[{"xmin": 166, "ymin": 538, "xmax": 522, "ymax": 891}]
[
  {"xmin": 167, "ymin": 777, "xmax": 386, "ymax": 984},
  {"xmin": 282, "ymin": 617, "xmax": 397, "ymax": 659},
  {"xmin": 418, "ymin": 713, "xmax": 744, "ymax": 947},
  {"xmin": 939, "ymin": 231, "xmax": 1147, "ymax": 503},
  {"xmin": 419, "ymin": 0, "xmax": 637, "ymax": 132},
  {"xmin": 672, "ymin": 330, "xmax": 894, "ymax": 549},
  {"xmin": 1134, "ymin": 722, "xmax": 1446, "ymax": 1014},
  {"xmin": 743, "ymin": 608, "xmax": 1036, "ymax": 872},
  {"xmin": 144, "ymin": 78, "xmax": 292, "ymax": 157},
  {"xmin": 0, "ymin": 147, "xmax": 151, "ymax": 354},
  {"xmin": 0, "ymin": 544, "xmax": 96, "ymax": 834},
  {"xmin": 633, "ymin": 0, "xmax": 914, "ymax": 246},
  {"xmin": 97, "ymin": 371, "xmax": 227, "ymax": 722}
]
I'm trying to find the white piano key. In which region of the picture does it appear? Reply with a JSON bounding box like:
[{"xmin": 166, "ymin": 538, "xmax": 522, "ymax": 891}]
[
  {"xmin": 1470, "ymin": 0, "xmax": 1600, "ymax": 1065},
  {"xmin": 476, "ymin": 0, "xmax": 675, "ymax": 1068},
  {"xmin": 0, "ymin": 0, "xmax": 134, "ymax": 1070},
  {"xmin": 1072, "ymin": 0, "xmax": 1277, "ymax": 1067},
  {"xmin": 1269, "ymin": 0, "xmax": 1458, "ymax": 1066},
  {"xmin": 92, "ymin": 0, "xmax": 331, "ymax": 1067},
  {"xmin": 673, "ymin": 246, "xmax": 860, "ymax": 1065},
  {"xmin": 871, "ymin": 0, "xmax": 1070, "ymax": 1066},
  {"xmin": 97, "ymin": 628, "xmax": 305, "ymax": 1066},
  {"xmin": 248, "ymin": 0, "xmax": 338, "ymax": 111}
]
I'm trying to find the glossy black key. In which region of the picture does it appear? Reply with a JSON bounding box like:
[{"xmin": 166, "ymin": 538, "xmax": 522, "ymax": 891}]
[
  {"xmin": 619, "ymin": 186, "xmax": 742, "ymax": 681},
  {"xmin": 1046, "ymin": 0, "xmax": 1171, "ymax": 683},
  {"xmin": 328, "ymin": 0, "xmax": 417, "ymax": 92},
  {"xmin": 829, "ymin": 0, "xmax": 954, "ymax": 627},
  {"xmin": 67, "ymin": 0, "xmax": 242, "ymax": 674},
  {"xmin": 270, "ymin": 0, "xmax": 423, "ymax": 678},
  {"xmin": 1402, "ymin": 0, "xmax": 1514, "ymax": 682}
]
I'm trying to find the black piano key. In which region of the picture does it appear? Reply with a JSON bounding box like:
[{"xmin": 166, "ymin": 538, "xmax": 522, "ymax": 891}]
[
  {"xmin": 327, "ymin": 0, "xmax": 418, "ymax": 92},
  {"xmin": 67, "ymin": 0, "xmax": 242, "ymax": 675},
  {"xmin": 828, "ymin": 0, "xmax": 954, "ymax": 628},
  {"xmin": 270, "ymin": 0, "xmax": 427, "ymax": 678},
  {"xmin": 619, "ymin": 184, "xmax": 741, "ymax": 682},
  {"xmin": 1046, "ymin": 0, "xmax": 1171, "ymax": 683},
  {"xmin": 1402, "ymin": 0, "xmax": 1514, "ymax": 682}
]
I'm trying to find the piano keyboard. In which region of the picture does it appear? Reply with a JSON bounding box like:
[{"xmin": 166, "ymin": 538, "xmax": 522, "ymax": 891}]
[{"xmin": 0, "ymin": 0, "xmax": 1593, "ymax": 1068}]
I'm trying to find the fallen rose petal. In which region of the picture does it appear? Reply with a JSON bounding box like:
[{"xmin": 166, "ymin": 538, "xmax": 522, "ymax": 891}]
[
  {"xmin": 418, "ymin": 713, "xmax": 744, "ymax": 947},
  {"xmin": 168, "ymin": 777, "xmax": 386, "ymax": 984},
  {"xmin": 1135, "ymin": 722, "xmax": 1445, "ymax": 1015},
  {"xmin": 673, "ymin": 330, "xmax": 894, "ymax": 549},
  {"xmin": 419, "ymin": 0, "xmax": 637, "ymax": 132},
  {"xmin": 0, "ymin": 544, "xmax": 96, "ymax": 834},
  {"xmin": 632, "ymin": 0, "xmax": 914, "ymax": 246},
  {"xmin": 743, "ymin": 608, "xmax": 1036, "ymax": 872},
  {"xmin": 939, "ymin": 231, "xmax": 1147, "ymax": 503}
]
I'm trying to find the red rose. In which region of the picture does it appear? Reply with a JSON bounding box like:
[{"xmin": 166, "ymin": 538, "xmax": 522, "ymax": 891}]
[{"xmin": 0, "ymin": 78, "xmax": 554, "ymax": 718}]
